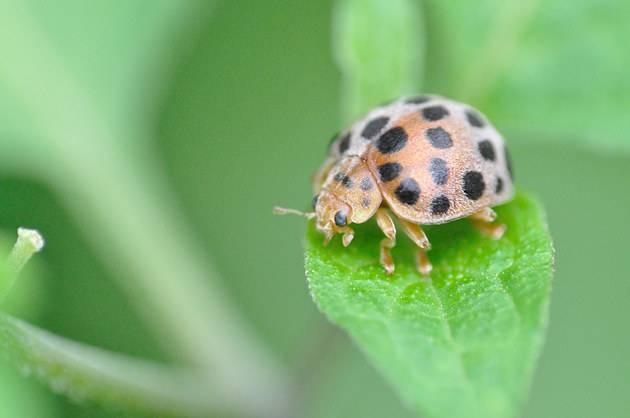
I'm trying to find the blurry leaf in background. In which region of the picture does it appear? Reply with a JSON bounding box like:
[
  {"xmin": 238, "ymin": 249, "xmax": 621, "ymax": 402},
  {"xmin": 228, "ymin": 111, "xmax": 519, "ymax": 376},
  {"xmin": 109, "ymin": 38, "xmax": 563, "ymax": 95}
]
[
  {"xmin": 512, "ymin": 143, "xmax": 630, "ymax": 418},
  {"xmin": 334, "ymin": 0, "xmax": 423, "ymax": 122},
  {"xmin": 157, "ymin": 0, "xmax": 339, "ymax": 362},
  {"xmin": 423, "ymin": 0, "xmax": 630, "ymax": 152},
  {"xmin": 0, "ymin": 361, "xmax": 58, "ymax": 418},
  {"xmin": 0, "ymin": 4, "xmax": 294, "ymax": 412},
  {"xmin": 305, "ymin": 194, "xmax": 554, "ymax": 418},
  {"xmin": 0, "ymin": 0, "xmax": 202, "ymax": 159},
  {"xmin": 303, "ymin": 340, "xmax": 417, "ymax": 418},
  {"xmin": 0, "ymin": 0, "xmax": 289, "ymax": 417},
  {"xmin": 0, "ymin": 0, "xmax": 206, "ymax": 360},
  {"xmin": 0, "ymin": 179, "xmax": 168, "ymax": 418},
  {"xmin": 22, "ymin": 1, "xmax": 198, "ymax": 134}
]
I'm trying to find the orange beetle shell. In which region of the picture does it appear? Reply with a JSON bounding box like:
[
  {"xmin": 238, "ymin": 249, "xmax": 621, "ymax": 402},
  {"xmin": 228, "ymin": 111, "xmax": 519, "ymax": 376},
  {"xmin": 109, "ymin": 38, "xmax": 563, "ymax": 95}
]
[{"xmin": 320, "ymin": 95, "xmax": 514, "ymax": 225}]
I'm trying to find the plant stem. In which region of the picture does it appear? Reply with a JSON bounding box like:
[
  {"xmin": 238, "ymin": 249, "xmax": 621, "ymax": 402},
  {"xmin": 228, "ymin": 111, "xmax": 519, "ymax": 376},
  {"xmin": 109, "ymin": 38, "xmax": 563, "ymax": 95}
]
[
  {"xmin": 1, "ymin": 228, "xmax": 45, "ymax": 300},
  {"xmin": 7, "ymin": 228, "xmax": 44, "ymax": 274},
  {"xmin": 0, "ymin": 311, "xmax": 250, "ymax": 418}
]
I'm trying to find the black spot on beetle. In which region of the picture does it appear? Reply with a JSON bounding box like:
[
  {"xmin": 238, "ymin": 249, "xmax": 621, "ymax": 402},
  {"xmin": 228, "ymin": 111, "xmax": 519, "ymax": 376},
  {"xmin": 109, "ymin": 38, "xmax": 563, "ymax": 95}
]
[
  {"xmin": 466, "ymin": 110, "xmax": 485, "ymax": 128},
  {"xmin": 421, "ymin": 105, "xmax": 449, "ymax": 121},
  {"xmin": 378, "ymin": 162, "xmax": 402, "ymax": 182},
  {"xmin": 425, "ymin": 127, "xmax": 453, "ymax": 149},
  {"xmin": 334, "ymin": 172, "xmax": 353, "ymax": 188},
  {"xmin": 430, "ymin": 195, "xmax": 450, "ymax": 215},
  {"xmin": 376, "ymin": 127, "xmax": 408, "ymax": 154},
  {"xmin": 360, "ymin": 177, "xmax": 373, "ymax": 191},
  {"xmin": 361, "ymin": 197, "xmax": 371, "ymax": 208},
  {"xmin": 429, "ymin": 158, "xmax": 449, "ymax": 185},
  {"xmin": 338, "ymin": 132, "xmax": 351, "ymax": 154},
  {"xmin": 463, "ymin": 171, "xmax": 485, "ymax": 200},
  {"xmin": 395, "ymin": 178, "xmax": 421, "ymax": 205},
  {"xmin": 478, "ymin": 140, "xmax": 496, "ymax": 161},
  {"xmin": 361, "ymin": 116, "xmax": 389, "ymax": 139}
]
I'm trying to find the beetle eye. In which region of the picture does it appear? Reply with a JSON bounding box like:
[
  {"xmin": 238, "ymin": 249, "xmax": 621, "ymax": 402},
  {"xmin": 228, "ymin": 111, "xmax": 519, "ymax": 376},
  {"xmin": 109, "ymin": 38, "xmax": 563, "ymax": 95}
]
[
  {"xmin": 334, "ymin": 211, "xmax": 347, "ymax": 227},
  {"xmin": 311, "ymin": 194, "xmax": 319, "ymax": 209}
]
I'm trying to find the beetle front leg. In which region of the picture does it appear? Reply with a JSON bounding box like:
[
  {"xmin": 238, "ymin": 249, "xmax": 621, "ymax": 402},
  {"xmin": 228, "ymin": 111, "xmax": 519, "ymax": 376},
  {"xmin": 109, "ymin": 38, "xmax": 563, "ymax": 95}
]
[
  {"xmin": 375, "ymin": 208, "xmax": 396, "ymax": 275},
  {"xmin": 337, "ymin": 226, "xmax": 355, "ymax": 247}
]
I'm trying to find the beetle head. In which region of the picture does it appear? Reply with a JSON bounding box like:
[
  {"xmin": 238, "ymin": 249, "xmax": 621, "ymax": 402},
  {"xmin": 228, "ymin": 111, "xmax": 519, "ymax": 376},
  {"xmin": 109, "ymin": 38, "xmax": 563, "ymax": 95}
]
[{"xmin": 273, "ymin": 189, "xmax": 354, "ymax": 247}]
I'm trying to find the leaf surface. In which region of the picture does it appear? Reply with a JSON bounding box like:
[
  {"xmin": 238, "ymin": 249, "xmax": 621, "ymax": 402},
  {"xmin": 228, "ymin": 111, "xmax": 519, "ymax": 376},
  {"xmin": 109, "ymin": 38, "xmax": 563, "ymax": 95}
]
[{"xmin": 306, "ymin": 192, "xmax": 554, "ymax": 418}]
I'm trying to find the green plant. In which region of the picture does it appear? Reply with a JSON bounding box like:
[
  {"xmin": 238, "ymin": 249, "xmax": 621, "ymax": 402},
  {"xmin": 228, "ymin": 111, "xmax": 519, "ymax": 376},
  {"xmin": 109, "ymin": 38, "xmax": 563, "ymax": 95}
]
[
  {"xmin": 308, "ymin": 4, "xmax": 553, "ymax": 416},
  {"xmin": 23, "ymin": 0, "xmax": 630, "ymax": 417},
  {"xmin": 307, "ymin": 193, "xmax": 553, "ymax": 418}
]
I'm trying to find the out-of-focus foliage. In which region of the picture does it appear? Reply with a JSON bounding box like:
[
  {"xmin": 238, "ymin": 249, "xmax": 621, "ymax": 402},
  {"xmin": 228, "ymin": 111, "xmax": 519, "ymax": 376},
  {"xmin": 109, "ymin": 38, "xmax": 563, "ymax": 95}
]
[
  {"xmin": 0, "ymin": 0, "xmax": 627, "ymax": 418},
  {"xmin": 0, "ymin": 360, "xmax": 57, "ymax": 418},
  {"xmin": 510, "ymin": 144, "xmax": 630, "ymax": 418},
  {"xmin": 0, "ymin": 0, "xmax": 291, "ymax": 416},
  {"xmin": 423, "ymin": 0, "xmax": 630, "ymax": 151},
  {"xmin": 0, "ymin": 311, "xmax": 226, "ymax": 418},
  {"xmin": 0, "ymin": 0, "xmax": 198, "ymax": 157},
  {"xmin": 333, "ymin": 0, "xmax": 423, "ymax": 122}
]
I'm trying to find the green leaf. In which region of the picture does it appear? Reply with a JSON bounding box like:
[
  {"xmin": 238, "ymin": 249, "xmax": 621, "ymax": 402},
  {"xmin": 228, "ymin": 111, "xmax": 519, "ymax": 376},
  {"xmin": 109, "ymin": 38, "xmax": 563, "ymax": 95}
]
[
  {"xmin": 333, "ymin": 0, "xmax": 424, "ymax": 122},
  {"xmin": 423, "ymin": 0, "xmax": 630, "ymax": 151},
  {"xmin": 305, "ymin": 192, "xmax": 554, "ymax": 418}
]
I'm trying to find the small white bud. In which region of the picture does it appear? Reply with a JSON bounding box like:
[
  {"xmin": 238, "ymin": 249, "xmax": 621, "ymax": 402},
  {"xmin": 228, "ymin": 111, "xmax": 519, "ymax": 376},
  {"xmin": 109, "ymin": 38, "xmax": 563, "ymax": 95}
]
[{"xmin": 17, "ymin": 228, "xmax": 45, "ymax": 252}]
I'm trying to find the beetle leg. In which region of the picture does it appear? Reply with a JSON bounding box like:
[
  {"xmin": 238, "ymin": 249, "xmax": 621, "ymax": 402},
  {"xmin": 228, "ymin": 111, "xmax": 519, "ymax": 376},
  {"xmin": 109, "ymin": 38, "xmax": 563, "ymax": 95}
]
[
  {"xmin": 375, "ymin": 208, "xmax": 396, "ymax": 275},
  {"xmin": 470, "ymin": 207, "xmax": 506, "ymax": 239},
  {"xmin": 470, "ymin": 207, "xmax": 497, "ymax": 222},
  {"xmin": 398, "ymin": 219, "xmax": 431, "ymax": 250},
  {"xmin": 337, "ymin": 226, "xmax": 355, "ymax": 247},
  {"xmin": 398, "ymin": 219, "xmax": 432, "ymax": 275}
]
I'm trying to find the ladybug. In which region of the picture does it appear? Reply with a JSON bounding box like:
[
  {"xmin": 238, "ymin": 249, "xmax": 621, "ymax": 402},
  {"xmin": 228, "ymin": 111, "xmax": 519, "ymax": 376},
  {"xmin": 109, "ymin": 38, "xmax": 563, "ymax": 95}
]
[{"xmin": 275, "ymin": 95, "xmax": 514, "ymax": 275}]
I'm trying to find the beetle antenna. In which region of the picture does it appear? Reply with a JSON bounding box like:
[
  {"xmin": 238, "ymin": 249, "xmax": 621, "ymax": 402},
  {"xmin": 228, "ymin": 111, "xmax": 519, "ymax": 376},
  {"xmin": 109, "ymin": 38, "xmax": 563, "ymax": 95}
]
[{"xmin": 273, "ymin": 206, "xmax": 316, "ymax": 219}]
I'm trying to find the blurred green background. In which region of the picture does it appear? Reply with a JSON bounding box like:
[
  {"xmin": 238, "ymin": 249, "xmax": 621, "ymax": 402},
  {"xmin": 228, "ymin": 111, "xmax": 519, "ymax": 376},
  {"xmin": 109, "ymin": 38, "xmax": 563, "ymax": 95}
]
[{"xmin": 0, "ymin": 1, "xmax": 628, "ymax": 417}]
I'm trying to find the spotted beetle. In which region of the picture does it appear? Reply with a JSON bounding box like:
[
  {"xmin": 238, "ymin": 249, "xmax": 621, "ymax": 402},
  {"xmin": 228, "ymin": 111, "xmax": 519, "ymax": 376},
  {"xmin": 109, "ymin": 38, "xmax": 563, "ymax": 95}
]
[{"xmin": 275, "ymin": 95, "xmax": 514, "ymax": 275}]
